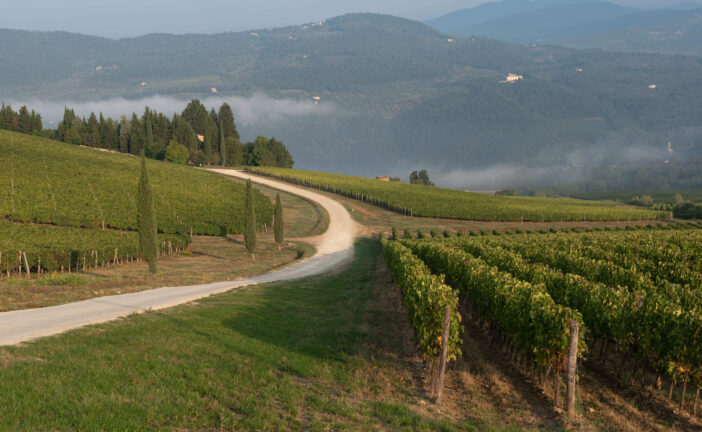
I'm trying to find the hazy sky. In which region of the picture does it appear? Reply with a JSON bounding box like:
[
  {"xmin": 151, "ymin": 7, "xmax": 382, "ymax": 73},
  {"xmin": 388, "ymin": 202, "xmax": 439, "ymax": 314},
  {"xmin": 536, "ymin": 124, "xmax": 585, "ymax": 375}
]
[{"xmin": 0, "ymin": 0, "xmax": 691, "ymax": 38}]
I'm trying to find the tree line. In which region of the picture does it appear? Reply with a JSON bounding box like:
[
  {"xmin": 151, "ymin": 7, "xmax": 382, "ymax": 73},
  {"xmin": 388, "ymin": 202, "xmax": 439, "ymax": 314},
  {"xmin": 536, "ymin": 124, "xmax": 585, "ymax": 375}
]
[{"xmin": 0, "ymin": 99, "xmax": 294, "ymax": 168}]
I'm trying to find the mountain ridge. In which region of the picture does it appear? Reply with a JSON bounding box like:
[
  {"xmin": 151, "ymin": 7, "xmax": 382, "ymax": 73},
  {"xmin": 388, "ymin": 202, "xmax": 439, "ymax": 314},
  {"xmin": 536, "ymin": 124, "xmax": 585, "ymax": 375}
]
[{"xmin": 426, "ymin": 0, "xmax": 702, "ymax": 56}]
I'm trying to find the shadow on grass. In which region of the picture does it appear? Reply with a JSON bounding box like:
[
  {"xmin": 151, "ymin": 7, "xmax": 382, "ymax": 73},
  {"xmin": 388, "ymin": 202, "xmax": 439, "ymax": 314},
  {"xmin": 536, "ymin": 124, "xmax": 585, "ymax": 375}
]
[{"xmin": 216, "ymin": 238, "xmax": 381, "ymax": 362}]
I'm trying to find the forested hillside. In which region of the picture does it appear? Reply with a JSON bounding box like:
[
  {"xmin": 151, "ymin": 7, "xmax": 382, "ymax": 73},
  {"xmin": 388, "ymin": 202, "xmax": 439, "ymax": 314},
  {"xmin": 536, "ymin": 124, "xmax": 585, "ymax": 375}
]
[{"xmin": 2, "ymin": 13, "xmax": 702, "ymax": 181}]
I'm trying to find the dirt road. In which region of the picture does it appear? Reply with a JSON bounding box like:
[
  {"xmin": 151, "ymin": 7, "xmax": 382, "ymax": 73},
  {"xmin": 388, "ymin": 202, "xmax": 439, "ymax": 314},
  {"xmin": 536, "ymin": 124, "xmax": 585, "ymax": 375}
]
[{"xmin": 0, "ymin": 169, "xmax": 359, "ymax": 346}]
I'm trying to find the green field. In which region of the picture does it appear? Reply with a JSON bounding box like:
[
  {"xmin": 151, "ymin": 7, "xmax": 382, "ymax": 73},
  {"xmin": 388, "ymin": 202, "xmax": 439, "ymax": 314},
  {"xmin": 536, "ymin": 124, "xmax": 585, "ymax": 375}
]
[
  {"xmin": 0, "ymin": 130, "xmax": 273, "ymax": 235},
  {"xmin": 247, "ymin": 167, "xmax": 669, "ymax": 222}
]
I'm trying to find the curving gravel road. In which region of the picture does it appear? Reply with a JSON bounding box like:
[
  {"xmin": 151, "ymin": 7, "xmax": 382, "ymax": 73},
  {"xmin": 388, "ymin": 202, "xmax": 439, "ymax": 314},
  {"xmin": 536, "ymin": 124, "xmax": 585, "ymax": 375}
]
[{"xmin": 0, "ymin": 169, "xmax": 359, "ymax": 347}]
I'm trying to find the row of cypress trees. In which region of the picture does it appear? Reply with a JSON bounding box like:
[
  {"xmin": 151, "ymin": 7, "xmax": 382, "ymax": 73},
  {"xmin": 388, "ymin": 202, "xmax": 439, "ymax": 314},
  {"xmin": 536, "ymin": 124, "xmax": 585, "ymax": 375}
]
[{"xmin": 137, "ymin": 157, "xmax": 285, "ymax": 273}]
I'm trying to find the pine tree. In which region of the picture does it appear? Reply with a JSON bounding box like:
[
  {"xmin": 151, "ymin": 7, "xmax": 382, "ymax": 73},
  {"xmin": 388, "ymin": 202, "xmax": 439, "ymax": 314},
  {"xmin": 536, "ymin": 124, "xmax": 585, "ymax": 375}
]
[
  {"xmin": 87, "ymin": 112, "xmax": 99, "ymax": 147},
  {"xmin": 219, "ymin": 124, "xmax": 227, "ymax": 166},
  {"xmin": 244, "ymin": 179, "xmax": 257, "ymax": 259},
  {"xmin": 137, "ymin": 152, "xmax": 158, "ymax": 273},
  {"xmin": 118, "ymin": 116, "xmax": 130, "ymax": 153},
  {"xmin": 145, "ymin": 116, "xmax": 154, "ymax": 156},
  {"xmin": 218, "ymin": 103, "xmax": 240, "ymax": 140},
  {"xmin": 204, "ymin": 123, "xmax": 212, "ymax": 164},
  {"xmin": 274, "ymin": 193, "xmax": 284, "ymax": 250}
]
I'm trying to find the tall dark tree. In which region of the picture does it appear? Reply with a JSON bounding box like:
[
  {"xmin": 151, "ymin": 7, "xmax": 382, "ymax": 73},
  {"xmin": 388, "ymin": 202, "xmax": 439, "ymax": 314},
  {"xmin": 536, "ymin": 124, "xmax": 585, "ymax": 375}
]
[
  {"xmin": 268, "ymin": 137, "xmax": 294, "ymax": 168},
  {"xmin": 30, "ymin": 109, "xmax": 42, "ymax": 133},
  {"xmin": 118, "ymin": 116, "xmax": 130, "ymax": 153},
  {"xmin": 218, "ymin": 103, "xmax": 240, "ymax": 141},
  {"xmin": 410, "ymin": 170, "xmax": 434, "ymax": 186},
  {"xmin": 86, "ymin": 112, "xmax": 100, "ymax": 147},
  {"xmin": 181, "ymin": 99, "xmax": 208, "ymax": 135},
  {"xmin": 137, "ymin": 152, "xmax": 158, "ymax": 274},
  {"xmin": 17, "ymin": 106, "xmax": 32, "ymax": 134},
  {"xmin": 153, "ymin": 113, "xmax": 171, "ymax": 150},
  {"xmin": 244, "ymin": 179, "xmax": 257, "ymax": 259},
  {"xmin": 57, "ymin": 108, "xmax": 81, "ymax": 143},
  {"xmin": 203, "ymin": 123, "xmax": 212, "ymax": 164},
  {"xmin": 145, "ymin": 116, "xmax": 154, "ymax": 156},
  {"xmin": 172, "ymin": 114, "xmax": 197, "ymax": 151},
  {"xmin": 249, "ymin": 136, "xmax": 276, "ymax": 166},
  {"xmin": 129, "ymin": 113, "xmax": 144, "ymax": 155},
  {"xmin": 226, "ymin": 137, "xmax": 244, "ymax": 166},
  {"xmin": 219, "ymin": 123, "xmax": 226, "ymax": 166},
  {"xmin": 274, "ymin": 192, "xmax": 284, "ymax": 251}
]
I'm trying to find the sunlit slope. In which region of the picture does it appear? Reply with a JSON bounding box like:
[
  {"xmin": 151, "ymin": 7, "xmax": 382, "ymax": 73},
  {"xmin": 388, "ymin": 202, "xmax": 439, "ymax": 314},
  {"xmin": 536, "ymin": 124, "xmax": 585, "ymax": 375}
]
[
  {"xmin": 248, "ymin": 167, "xmax": 668, "ymax": 221},
  {"xmin": 0, "ymin": 130, "xmax": 273, "ymax": 235}
]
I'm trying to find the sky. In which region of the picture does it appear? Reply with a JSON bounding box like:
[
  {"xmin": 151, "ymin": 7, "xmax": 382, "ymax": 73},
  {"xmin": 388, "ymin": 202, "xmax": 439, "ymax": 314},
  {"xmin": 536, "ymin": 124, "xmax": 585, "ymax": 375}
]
[
  {"xmin": 0, "ymin": 0, "xmax": 482, "ymax": 38},
  {"xmin": 1, "ymin": 0, "xmax": 692, "ymax": 39}
]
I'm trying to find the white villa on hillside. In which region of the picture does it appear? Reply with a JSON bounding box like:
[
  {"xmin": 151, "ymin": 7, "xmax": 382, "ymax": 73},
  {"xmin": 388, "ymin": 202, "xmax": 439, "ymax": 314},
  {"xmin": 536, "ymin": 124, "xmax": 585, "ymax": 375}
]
[{"xmin": 500, "ymin": 73, "xmax": 523, "ymax": 84}]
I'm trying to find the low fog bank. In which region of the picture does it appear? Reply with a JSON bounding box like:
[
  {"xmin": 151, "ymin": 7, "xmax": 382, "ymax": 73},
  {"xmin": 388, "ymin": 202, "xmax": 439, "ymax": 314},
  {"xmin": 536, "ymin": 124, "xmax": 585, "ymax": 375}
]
[
  {"xmin": 8, "ymin": 94, "xmax": 339, "ymax": 140},
  {"xmin": 433, "ymin": 147, "xmax": 670, "ymax": 190},
  {"xmin": 431, "ymin": 130, "xmax": 701, "ymax": 191}
]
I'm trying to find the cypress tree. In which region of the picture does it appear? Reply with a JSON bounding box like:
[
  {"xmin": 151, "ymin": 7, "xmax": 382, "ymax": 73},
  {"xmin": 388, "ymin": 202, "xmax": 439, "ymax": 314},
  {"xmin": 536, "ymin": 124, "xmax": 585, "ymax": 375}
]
[
  {"xmin": 218, "ymin": 103, "xmax": 239, "ymax": 141},
  {"xmin": 274, "ymin": 193, "xmax": 284, "ymax": 250},
  {"xmin": 137, "ymin": 152, "xmax": 158, "ymax": 273},
  {"xmin": 146, "ymin": 116, "xmax": 154, "ymax": 156},
  {"xmin": 204, "ymin": 123, "xmax": 212, "ymax": 164},
  {"xmin": 244, "ymin": 179, "xmax": 257, "ymax": 259},
  {"xmin": 219, "ymin": 124, "xmax": 227, "ymax": 166}
]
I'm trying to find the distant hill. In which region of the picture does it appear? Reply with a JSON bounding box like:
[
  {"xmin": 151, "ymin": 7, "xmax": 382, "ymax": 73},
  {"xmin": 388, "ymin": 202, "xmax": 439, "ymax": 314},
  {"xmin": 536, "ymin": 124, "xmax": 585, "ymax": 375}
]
[
  {"xmin": 557, "ymin": 7, "xmax": 702, "ymax": 55},
  {"xmin": 426, "ymin": 0, "xmax": 702, "ymax": 56},
  {"xmin": 2, "ymin": 13, "xmax": 702, "ymax": 183},
  {"xmin": 450, "ymin": 1, "xmax": 639, "ymax": 43},
  {"xmin": 666, "ymin": 2, "xmax": 702, "ymax": 10},
  {"xmin": 427, "ymin": 0, "xmax": 638, "ymax": 38},
  {"xmin": 425, "ymin": 0, "xmax": 556, "ymax": 34}
]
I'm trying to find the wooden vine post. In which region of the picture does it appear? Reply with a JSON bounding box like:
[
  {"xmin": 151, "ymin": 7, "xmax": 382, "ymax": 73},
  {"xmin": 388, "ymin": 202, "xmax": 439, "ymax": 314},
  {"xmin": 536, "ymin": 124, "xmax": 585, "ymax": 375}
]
[
  {"xmin": 566, "ymin": 320, "xmax": 579, "ymax": 417},
  {"xmin": 432, "ymin": 305, "xmax": 452, "ymax": 399},
  {"xmin": 23, "ymin": 252, "xmax": 30, "ymax": 276}
]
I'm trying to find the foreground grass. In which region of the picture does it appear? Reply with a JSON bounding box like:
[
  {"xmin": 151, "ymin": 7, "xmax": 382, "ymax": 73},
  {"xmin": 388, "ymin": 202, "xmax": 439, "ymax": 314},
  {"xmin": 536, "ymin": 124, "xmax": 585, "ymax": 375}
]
[{"xmin": 0, "ymin": 240, "xmax": 474, "ymax": 431}]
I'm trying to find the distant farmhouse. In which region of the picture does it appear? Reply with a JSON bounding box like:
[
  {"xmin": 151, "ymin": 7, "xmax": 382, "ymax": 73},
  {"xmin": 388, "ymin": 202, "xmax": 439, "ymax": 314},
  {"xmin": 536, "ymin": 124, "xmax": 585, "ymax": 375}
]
[{"xmin": 501, "ymin": 73, "xmax": 523, "ymax": 84}]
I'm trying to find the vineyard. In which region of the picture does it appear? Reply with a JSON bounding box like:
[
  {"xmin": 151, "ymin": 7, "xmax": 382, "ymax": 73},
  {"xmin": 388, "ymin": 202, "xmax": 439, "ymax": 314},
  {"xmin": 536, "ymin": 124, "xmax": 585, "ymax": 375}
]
[
  {"xmin": 0, "ymin": 130, "xmax": 274, "ymax": 276},
  {"xmin": 0, "ymin": 130, "xmax": 273, "ymax": 235},
  {"xmin": 246, "ymin": 166, "xmax": 669, "ymax": 222},
  {"xmin": 381, "ymin": 225, "xmax": 701, "ymax": 416},
  {"xmin": 0, "ymin": 221, "xmax": 189, "ymax": 274}
]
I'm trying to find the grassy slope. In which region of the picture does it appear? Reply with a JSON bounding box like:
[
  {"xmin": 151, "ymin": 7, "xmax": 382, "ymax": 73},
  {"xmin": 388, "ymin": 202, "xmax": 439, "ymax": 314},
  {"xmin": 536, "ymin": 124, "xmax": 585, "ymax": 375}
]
[
  {"xmin": 0, "ymin": 130, "xmax": 273, "ymax": 235},
  {"xmin": 247, "ymin": 167, "xmax": 668, "ymax": 221},
  {"xmin": 0, "ymin": 240, "xmax": 475, "ymax": 431}
]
